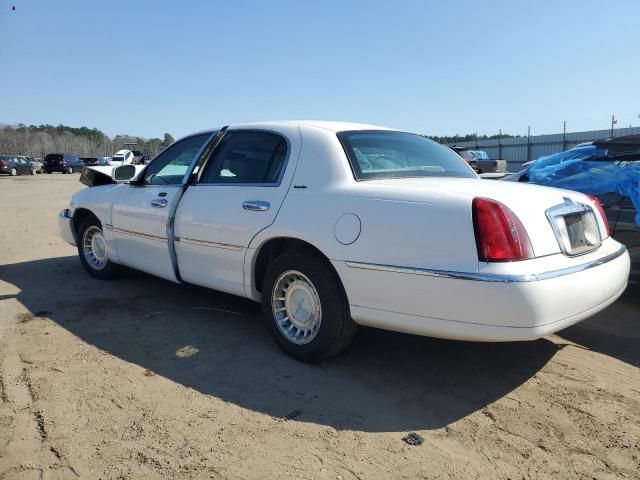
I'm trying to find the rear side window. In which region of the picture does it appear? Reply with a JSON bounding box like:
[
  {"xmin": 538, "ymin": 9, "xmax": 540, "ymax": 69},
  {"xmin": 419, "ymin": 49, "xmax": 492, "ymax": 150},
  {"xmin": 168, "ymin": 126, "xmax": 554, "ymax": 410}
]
[{"xmin": 199, "ymin": 131, "xmax": 288, "ymax": 184}]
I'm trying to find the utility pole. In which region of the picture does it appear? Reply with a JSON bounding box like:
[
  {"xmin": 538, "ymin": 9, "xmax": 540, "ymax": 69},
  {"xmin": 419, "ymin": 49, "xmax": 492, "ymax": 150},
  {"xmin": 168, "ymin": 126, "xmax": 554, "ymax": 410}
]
[
  {"xmin": 562, "ymin": 121, "xmax": 567, "ymax": 151},
  {"xmin": 475, "ymin": 131, "xmax": 478, "ymax": 149},
  {"xmin": 610, "ymin": 115, "xmax": 617, "ymax": 137},
  {"xmin": 498, "ymin": 129, "xmax": 502, "ymax": 159},
  {"xmin": 526, "ymin": 125, "xmax": 531, "ymax": 163}
]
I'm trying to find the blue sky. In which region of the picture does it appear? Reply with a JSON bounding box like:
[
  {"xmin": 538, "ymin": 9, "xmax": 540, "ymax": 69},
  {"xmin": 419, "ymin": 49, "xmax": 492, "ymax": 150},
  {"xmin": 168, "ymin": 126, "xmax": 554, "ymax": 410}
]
[{"xmin": 1, "ymin": 0, "xmax": 639, "ymax": 139}]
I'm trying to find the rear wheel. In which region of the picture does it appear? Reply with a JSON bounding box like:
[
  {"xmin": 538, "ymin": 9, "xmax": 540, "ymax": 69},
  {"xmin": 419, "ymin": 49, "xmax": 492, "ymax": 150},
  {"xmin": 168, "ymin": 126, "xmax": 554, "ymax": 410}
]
[
  {"xmin": 77, "ymin": 216, "xmax": 122, "ymax": 280},
  {"xmin": 30, "ymin": 168, "xmax": 37, "ymax": 175},
  {"xmin": 262, "ymin": 251, "xmax": 357, "ymax": 362}
]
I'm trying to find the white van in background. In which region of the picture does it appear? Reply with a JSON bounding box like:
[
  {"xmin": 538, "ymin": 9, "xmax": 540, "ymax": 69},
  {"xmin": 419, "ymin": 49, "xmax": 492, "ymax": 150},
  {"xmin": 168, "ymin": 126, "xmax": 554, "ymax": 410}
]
[{"xmin": 110, "ymin": 149, "xmax": 134, "ymax": 166}]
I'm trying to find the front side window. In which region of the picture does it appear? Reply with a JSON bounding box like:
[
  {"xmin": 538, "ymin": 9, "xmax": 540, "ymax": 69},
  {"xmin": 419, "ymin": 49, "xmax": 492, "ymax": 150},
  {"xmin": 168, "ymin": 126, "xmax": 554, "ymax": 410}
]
[
  {"xmin": 338, "ymin": 131, "xmax": 476, "ymax": 180},
  {"xmin": 199, "ymin": 131, "xmax": 287, "ymax": 184},
  {"xmin": 142, "ymin": 133, "xmax": 210, "ymax": 185}
]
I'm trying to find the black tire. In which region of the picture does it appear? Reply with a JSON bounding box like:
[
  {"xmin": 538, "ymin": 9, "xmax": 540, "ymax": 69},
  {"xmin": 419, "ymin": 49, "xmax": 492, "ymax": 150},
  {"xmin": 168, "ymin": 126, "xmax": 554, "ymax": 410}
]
[
  {"xmin": 76, "ymin": 215, "xmax": 123, "ymax": 280},
  {"xmin": 262, "ymin": 251, "xmax": 357, "ymax": 362}
]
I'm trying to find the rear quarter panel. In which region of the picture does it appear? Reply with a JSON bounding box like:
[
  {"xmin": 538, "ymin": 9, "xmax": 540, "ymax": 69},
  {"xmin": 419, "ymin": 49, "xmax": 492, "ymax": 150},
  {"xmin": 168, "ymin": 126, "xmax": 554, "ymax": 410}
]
[{"xmin": 247, "ymin": 126, "xmax": 480, "ymax": 293}]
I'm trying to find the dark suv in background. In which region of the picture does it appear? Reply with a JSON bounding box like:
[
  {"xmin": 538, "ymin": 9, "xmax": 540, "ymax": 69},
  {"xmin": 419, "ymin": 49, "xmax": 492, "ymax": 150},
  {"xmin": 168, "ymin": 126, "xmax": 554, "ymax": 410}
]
[{"xmin": 44, "ymin": 153, "xmax": 84, "ymax": 174}]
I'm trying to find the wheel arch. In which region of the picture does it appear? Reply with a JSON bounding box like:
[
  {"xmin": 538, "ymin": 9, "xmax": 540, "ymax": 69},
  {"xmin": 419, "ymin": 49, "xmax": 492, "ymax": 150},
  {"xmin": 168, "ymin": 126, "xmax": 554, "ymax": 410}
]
[
  {"xmin": 72, "ymin": 208, "xmax": 102, "ymax": 244},
  {"xmin": 251, "ymin": 236, "xmax": 348, "ymax": 301}
]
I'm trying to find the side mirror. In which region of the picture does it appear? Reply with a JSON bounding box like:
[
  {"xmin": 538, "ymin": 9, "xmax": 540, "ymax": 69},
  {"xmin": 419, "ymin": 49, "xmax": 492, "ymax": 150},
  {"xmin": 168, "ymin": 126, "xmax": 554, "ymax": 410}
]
[{"xmin": 112, "ymin": 164, "xmax": 136, "ymax": 182}]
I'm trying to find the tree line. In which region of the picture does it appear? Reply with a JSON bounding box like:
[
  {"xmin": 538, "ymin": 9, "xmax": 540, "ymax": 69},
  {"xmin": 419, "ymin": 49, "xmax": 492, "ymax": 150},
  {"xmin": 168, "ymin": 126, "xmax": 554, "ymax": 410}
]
[
  {"xmin": 426, "ymin": 132, "xmax": 520, "ymax": 145},
  {"xmin": 0, "ymin": 123, "xmax": 175, "ymax": 159},
  {"xmin": 0, "ymin": 123, "xmax": 521, "ymax": 159}
]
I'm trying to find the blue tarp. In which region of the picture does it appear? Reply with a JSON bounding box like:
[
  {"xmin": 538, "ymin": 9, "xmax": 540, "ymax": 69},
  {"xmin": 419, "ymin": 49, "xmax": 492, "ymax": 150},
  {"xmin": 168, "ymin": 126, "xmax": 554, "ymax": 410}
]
[{"xmin": 528, "ymin": 146, "xmax": 640, "ymax": 227}]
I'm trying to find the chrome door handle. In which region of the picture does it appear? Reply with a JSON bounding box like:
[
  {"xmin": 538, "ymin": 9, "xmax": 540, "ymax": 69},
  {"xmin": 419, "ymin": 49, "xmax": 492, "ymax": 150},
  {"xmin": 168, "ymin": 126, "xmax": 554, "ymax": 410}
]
[
  {"xmin": 242, "ymin": 200, "xmax": 270, "ymax": 211},
  {"xmin": 151, "ymin": 198, "xmax": 168, "ymax": 208}
]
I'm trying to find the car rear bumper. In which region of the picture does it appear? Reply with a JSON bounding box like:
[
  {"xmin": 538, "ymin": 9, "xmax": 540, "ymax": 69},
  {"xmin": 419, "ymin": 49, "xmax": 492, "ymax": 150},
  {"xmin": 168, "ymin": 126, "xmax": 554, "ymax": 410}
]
[
  {"xmin": 58, "ymin": 209, "xmax": 77, "ymax": 246},
  {"xmin": 334, "ymin": 242, "xmax": 630, "ymax": 341}
]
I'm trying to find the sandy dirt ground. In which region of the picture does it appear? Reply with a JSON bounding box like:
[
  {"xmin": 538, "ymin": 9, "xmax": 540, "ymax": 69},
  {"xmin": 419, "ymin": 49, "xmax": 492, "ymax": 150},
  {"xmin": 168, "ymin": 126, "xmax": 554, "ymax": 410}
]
[{"xmin": 0, "ymin": 173, "xmax": 639, "ymax": 480}]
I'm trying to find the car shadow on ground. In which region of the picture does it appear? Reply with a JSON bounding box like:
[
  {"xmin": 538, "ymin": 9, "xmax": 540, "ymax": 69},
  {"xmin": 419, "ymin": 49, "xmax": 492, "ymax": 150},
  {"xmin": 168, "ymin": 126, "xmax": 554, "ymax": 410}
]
[
  {"xmin": 1, "ymin": 256, "xmax": 568, "ymax": 432},
  {"xmin": 557, "ymin": 283, "xmax": 640, "ymax": 368}
]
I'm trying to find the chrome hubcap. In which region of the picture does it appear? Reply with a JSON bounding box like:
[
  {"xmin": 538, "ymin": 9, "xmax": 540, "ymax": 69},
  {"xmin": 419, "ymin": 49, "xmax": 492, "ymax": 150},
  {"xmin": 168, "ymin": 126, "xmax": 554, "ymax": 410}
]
[
  {"xmin": 82, "ymin": 226, "xmax": 108, "ymax": 270},
  {"xmin": 272, "ymin": 270, "xmax": 321, "ymax": 345}
]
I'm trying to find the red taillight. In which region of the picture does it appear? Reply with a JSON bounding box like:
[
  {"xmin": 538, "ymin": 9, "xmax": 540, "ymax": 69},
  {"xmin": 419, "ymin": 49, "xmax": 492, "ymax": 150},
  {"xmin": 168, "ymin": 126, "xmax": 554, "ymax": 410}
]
[
  {"xmin": 1, "ymin": 160, "xmax": 7, "ymax": 167},
  {"xmin": 472, "ymin": 197, "xmax": 534, "ymax": 262},
  {"xmin": 587, "ymin": 195, "xmax": 611, "ymax": 238}
]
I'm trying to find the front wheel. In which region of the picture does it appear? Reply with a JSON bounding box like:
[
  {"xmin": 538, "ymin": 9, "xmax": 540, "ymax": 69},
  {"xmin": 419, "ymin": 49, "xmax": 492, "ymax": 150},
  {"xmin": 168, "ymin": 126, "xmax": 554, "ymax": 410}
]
[
  {"xmin": 10, "ymin": 168, "xmax": 17, "ymax": 176},
  {"xmin": 30, "ymin": 168, "xmax": 37, "ymax": 175},
  {"xmin": 77, "ymin": 216, "xmax": 123, "ymax": 280},
  {"xmin": 262, "ymin": 252, "xmax": 357, "ymax": 362}
]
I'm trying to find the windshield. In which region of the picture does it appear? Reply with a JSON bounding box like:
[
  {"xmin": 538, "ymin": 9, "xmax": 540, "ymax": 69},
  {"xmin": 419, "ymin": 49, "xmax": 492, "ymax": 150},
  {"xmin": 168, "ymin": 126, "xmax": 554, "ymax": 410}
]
[
  {"xmin": 111, "ymin": 156, "xmax": 124, "ymax": 163},
  {"xmin": 338, "ymin": 131, "xmax": 476, "ymax": 180}
]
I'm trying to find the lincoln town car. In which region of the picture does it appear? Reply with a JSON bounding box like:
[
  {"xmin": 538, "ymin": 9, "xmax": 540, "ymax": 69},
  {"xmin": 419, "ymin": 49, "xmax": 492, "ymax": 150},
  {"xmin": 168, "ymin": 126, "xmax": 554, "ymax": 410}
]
[{"xmin": 58, "ymin": 121, "xmax": 630, "ymax": 361}]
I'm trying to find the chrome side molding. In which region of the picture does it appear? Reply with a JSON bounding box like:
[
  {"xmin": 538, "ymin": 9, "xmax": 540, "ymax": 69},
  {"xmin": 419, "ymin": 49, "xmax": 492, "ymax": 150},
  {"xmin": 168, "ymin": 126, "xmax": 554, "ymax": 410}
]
[
  {"xmin": 345, "ymin": 245, "xmax": 627, "ymax": 283},
  {"xmin": 175, "ymin": 237, "xmax": 244, "ymax": 251}
]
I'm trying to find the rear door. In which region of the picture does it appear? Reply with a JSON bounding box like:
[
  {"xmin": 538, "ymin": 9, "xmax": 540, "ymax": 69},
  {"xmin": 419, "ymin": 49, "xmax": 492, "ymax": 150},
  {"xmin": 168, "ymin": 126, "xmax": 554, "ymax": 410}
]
[
  {"xmin": 110, "ymin": 133, "xmax": 213, "ymax": 281},
  {"xmin": 174, "ymin": 126, "xmax": 301, "ymax": 296},
  {"xmin": 17, "ymin": 158, "xmax": 31, "ymax": 174}
]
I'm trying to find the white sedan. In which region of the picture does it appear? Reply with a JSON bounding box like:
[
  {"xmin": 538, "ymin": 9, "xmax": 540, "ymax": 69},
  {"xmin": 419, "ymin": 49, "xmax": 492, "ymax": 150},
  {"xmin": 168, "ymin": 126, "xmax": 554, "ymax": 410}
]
[{"xmin": 59, "ymin": 121, "xmax": 630, "ymax": 361}]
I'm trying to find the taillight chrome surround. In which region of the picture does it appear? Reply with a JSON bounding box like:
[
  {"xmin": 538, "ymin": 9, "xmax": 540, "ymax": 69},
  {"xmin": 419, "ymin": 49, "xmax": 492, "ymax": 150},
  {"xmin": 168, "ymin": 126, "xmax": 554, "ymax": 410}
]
[{"xmin": 546, "ymin": 197, "xmax": 602, "ymax": 257}]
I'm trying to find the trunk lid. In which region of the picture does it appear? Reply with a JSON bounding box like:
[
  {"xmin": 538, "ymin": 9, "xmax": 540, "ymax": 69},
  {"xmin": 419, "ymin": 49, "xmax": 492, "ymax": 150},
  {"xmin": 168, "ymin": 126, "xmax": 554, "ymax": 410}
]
[{"xmin": 365, "ymin": 177, "xmax": 602, "ymax": 257}]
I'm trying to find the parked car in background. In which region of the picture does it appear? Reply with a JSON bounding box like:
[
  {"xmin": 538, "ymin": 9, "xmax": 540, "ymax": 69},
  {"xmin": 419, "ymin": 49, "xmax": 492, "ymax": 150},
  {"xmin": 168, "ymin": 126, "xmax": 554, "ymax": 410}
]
[
  {"xmin": 0, "ymin": 155, "xmax": 38, "ymax": 175},
  {"xmin": 110, "ymin": 150, "xmax": 134, "ymax": 166},
  {"xmin": 44, "ymin": 153, "xmax": 84, "ymax": 174},
  {"xmin": 80, "ymin": 157, "xmax": 110, "ymax": 167},
  {"xmin": 452, "ymin": 147, "xmax": 507, "ymax": 174},
  {"xmin": 59, "ymin": 121, "xmax": 630, "ymax": 362},
  {"xmin": 26, "ymin": 157, "xmax": 44, "ymax": 173},
  {"xmin": 132, "ymin": 150, "xmax": 147, "ymax": 164}
]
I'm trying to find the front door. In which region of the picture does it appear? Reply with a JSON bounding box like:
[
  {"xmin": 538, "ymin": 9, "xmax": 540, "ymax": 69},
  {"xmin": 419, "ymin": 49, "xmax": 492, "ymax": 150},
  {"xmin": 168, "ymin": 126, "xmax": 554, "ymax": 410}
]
[
  {"xmin": 174, "ymin": 127, "xmax": 301, "ymax": 296},
  {"xmin": 110, "ymin": 132, "xmax": 213, "ymax": 281}
]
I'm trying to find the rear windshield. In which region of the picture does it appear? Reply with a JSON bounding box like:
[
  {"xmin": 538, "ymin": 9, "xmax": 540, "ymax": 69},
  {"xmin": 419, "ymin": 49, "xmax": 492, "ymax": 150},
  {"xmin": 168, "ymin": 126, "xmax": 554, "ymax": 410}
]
[
  {"xmin": 112, "ymin": 156, "xmax": 124, "ymax": 162},
  {"xmin": 45, "ymin": 154, "xmax": 63, "ymax": 162},
  {"xmin": 338, "ymin": 131, "xmax": 476, "ymax": 180}
]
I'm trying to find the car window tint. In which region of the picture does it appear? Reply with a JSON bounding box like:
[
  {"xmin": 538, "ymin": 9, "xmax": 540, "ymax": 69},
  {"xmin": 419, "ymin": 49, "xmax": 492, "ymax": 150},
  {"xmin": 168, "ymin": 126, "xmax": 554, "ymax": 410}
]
[
  {"xmin": 339, "ymin": 131, "xmax": 476, "ymax": 180},
  {"xmin": 143, "ymin": 133, "xmax": 210, "ymax": 185},
  {"xmin": 200, "ymin": 131, "xmax": 287, "ymax": 184}
]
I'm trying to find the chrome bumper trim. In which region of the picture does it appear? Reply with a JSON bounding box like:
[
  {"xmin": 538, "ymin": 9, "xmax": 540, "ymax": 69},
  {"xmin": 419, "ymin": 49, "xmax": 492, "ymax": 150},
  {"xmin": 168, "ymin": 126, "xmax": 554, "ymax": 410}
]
[
  {"xmin": 175, "ymin": 237, "xmax": 244, "ymax": 252},
  {"xmin": 344, "ymin": 245, "xmax": 627, "ymax": 283}
]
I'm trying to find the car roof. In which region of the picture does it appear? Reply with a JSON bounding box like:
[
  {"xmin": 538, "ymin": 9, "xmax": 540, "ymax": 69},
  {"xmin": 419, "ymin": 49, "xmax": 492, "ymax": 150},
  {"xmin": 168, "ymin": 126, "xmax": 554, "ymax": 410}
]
[{"xmin": 226, "ymin": 120, "xmax": 396, "ymax": 133}]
